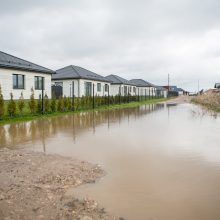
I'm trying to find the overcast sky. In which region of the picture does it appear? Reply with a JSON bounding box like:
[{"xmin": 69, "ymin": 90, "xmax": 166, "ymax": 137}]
[{"xmin": 0, "ymin": 0, "xmax": 220, "ymax": 91}]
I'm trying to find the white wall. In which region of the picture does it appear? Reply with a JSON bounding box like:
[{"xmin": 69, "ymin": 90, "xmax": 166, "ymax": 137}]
[
  {"xmin": 0, "ymin": 67, "xmax": 51, "ymax": 100},
  {"xmin": 109, "ymin": 84, "xmax": 137, "ymax": 96},
  {"xmin": 52, "ymin": 79, "xmax": 111, "ymax": 97}
]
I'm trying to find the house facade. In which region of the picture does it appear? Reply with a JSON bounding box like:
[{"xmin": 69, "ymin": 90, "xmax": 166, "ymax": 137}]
[
  {"xmin": 0, "ymin": 51, "xmax": 53, "ymax": 100},
  {"xmin": 155, "ymin": 86, "xmax": 168, "ymax": 98},
  {"xmin": 52, "ymin": 65, "xmax": 111, "ymax": 97},
  {"xmin": 105, "ymin": 75, "xmax": 137, "ymax": 96},
  {"xmin": 129, "ymin": 79, "xmax": 157, "ymax": 97}
]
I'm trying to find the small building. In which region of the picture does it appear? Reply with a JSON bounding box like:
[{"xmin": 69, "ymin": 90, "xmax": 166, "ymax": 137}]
[
  {"xmin": 129, "ymin": 79, "xmax": 156, "ymax": 97},
  {"xmin": 177, "ymin": 88, "xmax": 184, "ymax": 96},
  {"xmin": 155, "ymin": 86, "xmax": 168, "ymax": 98},
  {"xmin": 52, "ymin": 65, "xmax": 111, "ymax": 97},
  {"xmin": 214, "ymin": 83, "xmax": 220, "ymax": 89},
  {"xmin": 105, "ymin": 74, "xmax": 136, "ymax": 96},
  {"xmin": 0, "ymin": 51, "xmax": 53, "ymax": 100},
  {"xmin": 163, "ymin": 85, "xmax": 179, "ymax": 96}
]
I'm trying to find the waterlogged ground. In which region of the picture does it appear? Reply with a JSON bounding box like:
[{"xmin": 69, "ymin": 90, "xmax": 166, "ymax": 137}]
[{"xmin": 1, "ymin": 100, "xmax": 220, "ymax": 220}]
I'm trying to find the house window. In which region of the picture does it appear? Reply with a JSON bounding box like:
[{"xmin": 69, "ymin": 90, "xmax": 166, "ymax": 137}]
[
  {"xmin": 129, "ymin": 87, "xmax": 132, "ymax": 93},
  {"xmin": 85, "ymin": 82, "xmax": 92, "ymax": 96},
  {"xmin": 35, "ymin": 76, "xmax": 44, "ymax": 90},
  {"xmin": 133, "ymin": 87, "xmax": 136, "ymax": 93},
  {"xmin": 13, "ymin": 74, "xmax": 25, "ymax": 89},
  {"xmin": 97, "ymin": 83, "xmax": 101, "ymax": 92},
  {"xmin": 105, "ymin": 84, "xmax": 108, "ymax": 92},
  {"xmin": 124, "ymin": 86, "xmax": 128, "ymax": 95},
  {"xmin": 54, "ymin": 82, "xmax": 63, "ymax": 87}
]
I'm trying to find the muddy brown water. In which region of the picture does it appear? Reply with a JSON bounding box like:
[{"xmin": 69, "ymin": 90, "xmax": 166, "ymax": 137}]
[{"xmin": 1, "ymin": 103, "xmax": 220, "ymax": 220}]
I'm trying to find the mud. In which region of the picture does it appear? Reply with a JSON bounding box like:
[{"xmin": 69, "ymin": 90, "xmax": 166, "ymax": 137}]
[{"xmin": 0, "ymin": 148, "xmax": 118, "ymax": 220}]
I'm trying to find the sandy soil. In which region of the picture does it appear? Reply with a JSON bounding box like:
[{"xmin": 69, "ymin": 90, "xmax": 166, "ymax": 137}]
[
  {"xmin": 0, "ymin": 149, "xmax": 119, "ymax": 220},
  {"xmin": 164, "ymin": 95, "xmax": 192, "ymax": 104}
]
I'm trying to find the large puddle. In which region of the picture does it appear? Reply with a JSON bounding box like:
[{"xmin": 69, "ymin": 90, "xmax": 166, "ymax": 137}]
[{"xmin": 1, "ymin": 103, "xmax": 220, "ymax": 220}]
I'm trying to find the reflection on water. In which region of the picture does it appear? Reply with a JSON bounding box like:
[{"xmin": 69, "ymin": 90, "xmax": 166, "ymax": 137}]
[
  {"xmin": 1, "ymin": 103, "xmax": 220, "ymax": 220},
  {"xmin": 0, "ymin": 104, "xmax": 164, "ymax": 149}
]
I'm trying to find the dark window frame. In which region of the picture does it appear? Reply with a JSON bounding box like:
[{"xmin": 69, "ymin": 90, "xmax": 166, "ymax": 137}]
[
  {"xmin": 13, "ymin": 74, "xmax": 25, "ymax": 89},
  {"xmin": 97, "ymin": 83, "xmax": 101, "ymax": 92},
  {"xmin": 104, "ymin": 84, "xmax": 108, "ymax": 92},
  {"xmin": 35, "ymin": 76, "xmax": 44, "ymax": 90}
]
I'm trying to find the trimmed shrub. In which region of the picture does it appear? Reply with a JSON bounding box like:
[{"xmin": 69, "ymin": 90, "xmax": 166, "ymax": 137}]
[
  {"xmin": 67, "ymin": 97, "xmax": 72, "ymax": 111},
  {"xmin": 0, "ymin": 85, "xmax": 4, "ymax": 118},
  {"xmin": 7, "ymin": 93, "xmax": 16, "ymax": 117},
  {"xmin": 63, "ymin": 96, "xmax": 68, "ymax": 111},
  {"xmin": 50, "ymin": 97, "xmax": 56, "ymax": 112},
  {"xmin": 37, "ymin": 94, "xmax": 42, "ymax": 113},
  {"xmin": 44, "ymin": 94, "xmax": 50, "ymax": 113},
  {"xmin": 57, "ymin": 97, "xmax": 64, "ymax": 112},
  {"xmin": 17, "ymin": 92, "xmax": 25, "ymax": 115},
  {"xmin": 28, "ymin": 88, "xmax": 36, "ymax": 114}
]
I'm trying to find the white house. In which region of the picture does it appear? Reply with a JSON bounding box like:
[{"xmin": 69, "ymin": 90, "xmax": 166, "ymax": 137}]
[
  {"xmin": 105, "ymin": 74, "xmax": 137, "ymax": 96},
  {"xmin": 129, "ymin": 79, "xmax": 157, "ymax": 97},
  {"xmin": 155, "ymin": 86, "xmax": 168, "ymax": 98},
  {"xmin": 52, "ymin": 65, "xmax": 111, "ymax": 97},
  {"xmin": 0, "ymin": 51, "xmax": 53, "ymax": 100}
]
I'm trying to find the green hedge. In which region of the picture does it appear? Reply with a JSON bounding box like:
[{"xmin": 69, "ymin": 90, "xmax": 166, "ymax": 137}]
[{"xmin": 0, "ymin": 91, "xmax": 163, "ymax": 119}]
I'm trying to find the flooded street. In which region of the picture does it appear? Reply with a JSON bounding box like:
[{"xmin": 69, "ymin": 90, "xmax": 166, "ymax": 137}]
[{"xmin": 1, "ymin": 102, "xmax": 220, "ymax": 220}]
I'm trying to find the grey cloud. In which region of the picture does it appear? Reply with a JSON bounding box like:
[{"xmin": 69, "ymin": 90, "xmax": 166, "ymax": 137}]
[{"xmin": 0, "ymin": 0, "xmax": 220, "ymax": 91}]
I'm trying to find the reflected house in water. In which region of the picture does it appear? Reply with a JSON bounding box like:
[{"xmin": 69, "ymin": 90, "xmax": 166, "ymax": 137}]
[
  {"xmin": 52, "ymin": 65, "xmax": 111, "ymax": 97},
  {"xmin": 0, "ymin": 51, "xmax": 54, "ymax": 100},
  {"xmin": 0, "ymin": 104, "xmax": 166, "ymax": 151},
  {"xmin": 105, "ymin": 74, "xmax": 137, "ymax": 96}
]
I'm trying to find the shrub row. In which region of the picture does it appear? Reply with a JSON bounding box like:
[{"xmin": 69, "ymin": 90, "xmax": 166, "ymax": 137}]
[{"xmin": 0, "ymin": 85, "xmax": 162, "ymax": 119}]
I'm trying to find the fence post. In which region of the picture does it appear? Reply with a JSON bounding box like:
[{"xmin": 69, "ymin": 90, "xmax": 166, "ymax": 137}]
[
  {"xmin": 138, "ymin": 88, "xmax": 140, "ymax": 101},
  {"xmin": 108, "ymin": 85, "xmax": 110, "ymax": 106},
  {"xmin": 41, "ymin": 77, "xmax": 44, "ymax": 114},
  {"xmin": 93, "ymin": 83, "xmax": 95, "ymax": 109},
  {"xmin": 72, "ymin": 81, "xmax": 74, "ymax": 111},
  {"xmin": 119, "ymin": 85, "xmax": 121, "ymax": 104}
]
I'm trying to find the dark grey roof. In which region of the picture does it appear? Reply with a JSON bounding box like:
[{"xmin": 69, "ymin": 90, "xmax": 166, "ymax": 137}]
[
  {"xmin": 105, "ymin": 74, "xmax": 135, "ymax": 85},
  {"xmin": 129, "ymin": 79, "xmax": 154, "ymax": 87},
  {"xmin": 0, "ymin": 51, "xmax": 54, "ymax": 74},
  {"xmin": 177, "ymin": 88, "xmax": 185, "ymax": 92},
  {"xmin": 53, "ymin": 65, "xmax": 111, "ymax": 82},
  {"xmin": 155, "ymin": 86, "xmax": 166, "ymax": 91}
]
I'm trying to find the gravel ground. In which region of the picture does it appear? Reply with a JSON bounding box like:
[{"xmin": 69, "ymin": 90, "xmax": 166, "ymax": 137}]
[{"xmin": 0, "ymin": 149, "xmax": 119, "ymax": 220}]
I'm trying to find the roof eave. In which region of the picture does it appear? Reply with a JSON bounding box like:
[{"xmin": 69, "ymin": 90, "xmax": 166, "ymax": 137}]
[{"xmin": 0, "ymin": 63, "xmax": 54, "ymax": 74}]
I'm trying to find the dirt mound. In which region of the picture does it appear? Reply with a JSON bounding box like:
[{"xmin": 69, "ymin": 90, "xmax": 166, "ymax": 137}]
[{"xmin": 0, "ymin": 149, "xmax": 118, "ymax": 220}]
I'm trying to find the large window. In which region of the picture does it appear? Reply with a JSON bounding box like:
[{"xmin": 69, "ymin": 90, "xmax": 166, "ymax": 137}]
[
  {"xmin": 13, "ymin": 74, "xmax": 25, "ymax": 89},
  {"xmin": 124, "ymin": 86, "xmax": 128, "ymax": 95},
  {"xmin": 97, "ymin": 83, "xmax": 101, "ymax": 92},
  {"xmin": 35, "ymin": 76, "xmax": 44, "ymax": 90},
  {"xmin": 133, "ymin": 87, "xmax": 136, "ymax": 93},
  {"xmin": 85, "ymin": 82, "xmax": 92, "ymax": 96},
  {"xmin": 105, "ymin": 84, "xmax": 108, "ymax": 92}
]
